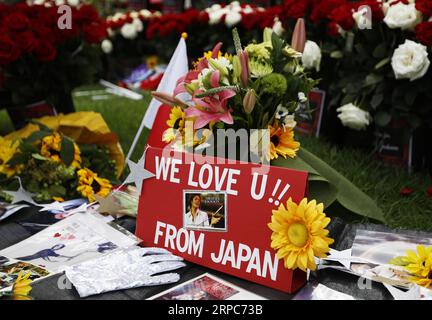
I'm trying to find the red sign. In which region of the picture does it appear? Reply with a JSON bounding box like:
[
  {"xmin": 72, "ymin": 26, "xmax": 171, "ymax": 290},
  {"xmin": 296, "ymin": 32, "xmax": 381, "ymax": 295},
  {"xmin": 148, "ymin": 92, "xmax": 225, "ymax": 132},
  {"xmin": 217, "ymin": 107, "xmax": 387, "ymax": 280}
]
[{"xmin": 137, "ymin": 145, "xmax": 309, "ymax": 293}]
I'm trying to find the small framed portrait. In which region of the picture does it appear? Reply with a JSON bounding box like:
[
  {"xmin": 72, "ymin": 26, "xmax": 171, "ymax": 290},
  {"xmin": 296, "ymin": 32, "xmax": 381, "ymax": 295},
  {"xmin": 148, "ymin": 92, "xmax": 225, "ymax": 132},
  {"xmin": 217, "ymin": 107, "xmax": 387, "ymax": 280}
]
[{"xmin": 183, "ymin": 191, "xmax": 227, "ymax": 232}]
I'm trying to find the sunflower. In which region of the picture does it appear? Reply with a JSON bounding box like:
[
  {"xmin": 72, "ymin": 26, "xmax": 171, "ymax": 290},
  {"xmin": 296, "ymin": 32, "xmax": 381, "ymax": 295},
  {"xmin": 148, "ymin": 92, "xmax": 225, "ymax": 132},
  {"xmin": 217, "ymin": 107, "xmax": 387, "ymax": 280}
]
[
  {"xmin": 394, "ymin": 245, "xmax": 432, "ymax": 288},
  {"xmin": 40, "ymin": 132, "xmax": 81, "ymax": 169},
  {"xmin": 0, "ymin": 137, "xmax": 20, "ymax": 178},
  {"xmin": 269, "ymin": 125, "xmax": 300, "ymax": 160},
  {"xmin": 268, "ymin": 198, "xmax": 334, "ymax": 272},
  {"xmin": 163, "ymin": 106, "xmax": 185, "ymax": 143},
  {"xmin": 12, "ymin": 271, "xmax": 33, "ymax": 300},
  {"xmin": 77, "ymin": 168, "xmax": 112, "ymax": 202}
]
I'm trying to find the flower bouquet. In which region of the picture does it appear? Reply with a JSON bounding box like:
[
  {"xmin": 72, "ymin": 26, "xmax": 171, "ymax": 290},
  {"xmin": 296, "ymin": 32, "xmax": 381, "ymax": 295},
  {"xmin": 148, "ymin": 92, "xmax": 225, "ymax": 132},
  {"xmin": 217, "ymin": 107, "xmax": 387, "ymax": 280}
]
[
  {"xmin": 0, "ymin": 112, "xmax": 123, "ymax": 203},
  {"xmin": 0, "ymin": 1, "xmax": 108, "ymax": 126},
  {"xmin": 152, "ymin": 21, "xmax": 385, "ymax": 231}
]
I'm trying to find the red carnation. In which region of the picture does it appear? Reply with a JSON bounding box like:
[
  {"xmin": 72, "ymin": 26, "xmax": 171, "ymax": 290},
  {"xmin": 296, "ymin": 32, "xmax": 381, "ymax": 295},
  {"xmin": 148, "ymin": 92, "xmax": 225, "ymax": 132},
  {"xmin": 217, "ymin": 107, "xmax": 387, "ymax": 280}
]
[
  {"xmin": 415, "ymin": 22, "xmax": 432, "ymax": 47},
  {"xmin": 75, "ymin": 4, "xmax": 100, "ymax": 24},
  {"xmin": 427, "ymin": 186, "xmax": 432, "ymax": 197},
  {"xmin": 33, "ymin": 39, "xmax": 57, "ymax": 62},
  {"xmin": 4, "ymin": 12, "xmax": 31, "ymax": 34},
  {"xmin": 400, "ymin": 187, "xmax": 414, "ymax": 196},
  {"xmin": 0, "ymin": 35, "xmax": 21, "ymax": 65},
  {"xmin": 416, "ymin": 0, "xmax": 432, "ymax": 17},
  {"xmin": 16, "ymin": 31, "xmax": 37, "ymax": 52}
]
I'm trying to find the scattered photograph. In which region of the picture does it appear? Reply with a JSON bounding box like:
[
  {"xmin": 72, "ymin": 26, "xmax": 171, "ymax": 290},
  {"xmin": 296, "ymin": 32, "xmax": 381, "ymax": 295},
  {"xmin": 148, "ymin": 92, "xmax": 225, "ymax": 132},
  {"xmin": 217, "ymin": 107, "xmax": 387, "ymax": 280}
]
[
  {"xmin": 352, "ymin": 229, "xmax": 432, "ymax": 266},
  {"xmin": 183, "ymin": 191, "xmax": 227, "ymax": 232},
  {"xmin": 148, "ymin": 273, "xmax": 266, "ymax": 300}
]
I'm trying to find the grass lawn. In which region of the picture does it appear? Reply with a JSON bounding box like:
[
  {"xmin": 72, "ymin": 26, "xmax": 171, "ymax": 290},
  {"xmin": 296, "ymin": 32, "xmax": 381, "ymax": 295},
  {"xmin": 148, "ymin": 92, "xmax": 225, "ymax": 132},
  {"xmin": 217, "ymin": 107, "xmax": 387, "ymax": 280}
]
[{"xmin": 1, "ymin": 85, "xmax": 431, "ymax": 231}]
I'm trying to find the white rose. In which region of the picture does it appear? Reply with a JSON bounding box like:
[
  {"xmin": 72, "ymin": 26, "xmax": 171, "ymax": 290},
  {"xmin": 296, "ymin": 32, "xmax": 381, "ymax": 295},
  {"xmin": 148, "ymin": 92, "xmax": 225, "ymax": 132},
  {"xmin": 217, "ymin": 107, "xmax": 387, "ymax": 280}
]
[
  {"xmin": 243, "ymin": 5, "xmax": 254, "ymax": 14},
  {"xmin": 209, "ymin": 10, "xmax": 225, "ymax": 25},
  {"xmin": 391, "ymin": 40, "xmax": 430, "ymax": 81},
  {"xmin": 132, "ymin": 18, "xmax": 143, "ymax": 32},
  {"xmin": 55, "ymin": 0, "xmax": 65, "ymax": 5},
  {"xmin": 302, "ymin": 40, "xmax": 322, "ymax": 72},
  {"xmin": 337, "ymin": 103, "xmax": 371, "ymax": 130},
  {"xmin": 272, "ymin": 18, "xmax": 285, "ymax": 36},
  {"xmin": 225, "ymin": 11, "xmax": 242, "ymax": 28},
  {"xmin": 384, "ymin": 3, "xmax": 422, "ymax": 30},
  {"xmin": 211, "ymin": 4, "xmax": 222, "ymax": 11},
  {"xmin": 101, "ymin": 39, "xmax": 113, "ymax": 54},
  {"xmin": 121, "ymin": 23, "xmax": 138, "ymax": 39},
  {"xmin": 352, "ymin": 6, "xmax": 372, "ymax": 30}
]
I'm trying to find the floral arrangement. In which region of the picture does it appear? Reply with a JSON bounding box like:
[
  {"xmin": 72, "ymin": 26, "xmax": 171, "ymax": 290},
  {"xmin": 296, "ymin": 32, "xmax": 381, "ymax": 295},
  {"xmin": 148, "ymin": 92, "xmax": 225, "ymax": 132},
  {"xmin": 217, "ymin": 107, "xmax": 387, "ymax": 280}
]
[
  {"xmin": 0, "ymin": 113, "xmax": 122, "ymax": 203},
  {"xmin": 390, "ymin": 245, "xmax": 432, "ymax": 288},
  {"xmin": 0, "ymin": 1, "xmax": 108, "ymax": 112},
  {"xmin": 153, "ymin": 25, "xmax": 316, "ymax": 161}
]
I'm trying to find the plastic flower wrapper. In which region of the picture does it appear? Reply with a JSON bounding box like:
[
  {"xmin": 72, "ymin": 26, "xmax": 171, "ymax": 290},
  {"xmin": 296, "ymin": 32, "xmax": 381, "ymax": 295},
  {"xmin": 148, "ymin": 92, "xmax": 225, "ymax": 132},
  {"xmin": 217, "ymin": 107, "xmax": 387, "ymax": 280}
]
[{"xmin": 65, "ymin": 247, "xmax": 186, "ymax": 298}]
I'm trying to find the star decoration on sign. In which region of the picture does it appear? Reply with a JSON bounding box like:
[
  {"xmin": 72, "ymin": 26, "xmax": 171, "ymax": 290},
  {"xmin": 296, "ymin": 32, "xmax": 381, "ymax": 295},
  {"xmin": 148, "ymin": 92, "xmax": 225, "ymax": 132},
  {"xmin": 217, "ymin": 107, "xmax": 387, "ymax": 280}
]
[
  {"xmin": 123, "ymin": 150, "xmax": 155, "ymax": 194},
  {"xmin": 94, "ymin": 193, "xmax": 123, "ymax": 216},
  {"xmin": 3, "ymin": 177, "xmax": 39, "ymax": 206},
  {"xmin": 39, "ymin": 201, "xmax": 68, "ymax": 212}
]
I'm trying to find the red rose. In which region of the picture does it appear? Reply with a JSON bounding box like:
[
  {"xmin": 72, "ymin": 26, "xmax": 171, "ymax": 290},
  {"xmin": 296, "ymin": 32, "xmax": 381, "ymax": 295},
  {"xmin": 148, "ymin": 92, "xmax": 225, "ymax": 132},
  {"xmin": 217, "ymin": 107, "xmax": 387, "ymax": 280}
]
[
  {"xmin": 75, "ymin": 4, "xmax": 100, "ymax": 25},
  {"xmin": 427, "ymin": 186, "xmax": 432, "ymax": 197},
  {"xmin": 32, "ymin": 24, "xmax": 55, "ymax": 44},
  {"xmin": 328, "ymin": 4, "xmax": 355, "ymax": 31},
  {"xmin": 310, "ymin": 0, "xmax": 348, "ymax": 23},
  {"xmin": 281, "ymin": 0, "xmax": 310, "ymax": 19},
  {"xmin": 399, "ymin": 187, "xmax": 413, "ymax": 196},
  {"xmin": 416, "ymin": 0, "xmax": 432, "ymax": 17},
  {"xmin": 4, "ymin": 12, "xmax": 31, "ymax": 34},
  {"xmin": 16, "ymin": 31, "xmax": 37, "ymax": 52},
  {"xmin": 0, "ymin": 35, "xmax": 21, "ymax": 65},
  {"xmin": 415, "ymin": 22, "xmax": 432, "ymax": 47},
  {"xmin": 33, "ymin": 39, "xmax": 57, "ymax": 62},
  {"xmin": 84, "ymin": 23, "xmax": 108, "ymax": 44}
]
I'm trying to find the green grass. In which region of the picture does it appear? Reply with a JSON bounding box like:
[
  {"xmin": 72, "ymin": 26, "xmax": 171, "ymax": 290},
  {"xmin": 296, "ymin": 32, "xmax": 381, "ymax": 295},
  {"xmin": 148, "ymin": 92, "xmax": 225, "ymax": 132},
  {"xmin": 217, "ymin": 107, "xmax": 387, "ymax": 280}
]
[{"xmin": 1, "ymin": 85, "xmax": 431, "ymax": 231}]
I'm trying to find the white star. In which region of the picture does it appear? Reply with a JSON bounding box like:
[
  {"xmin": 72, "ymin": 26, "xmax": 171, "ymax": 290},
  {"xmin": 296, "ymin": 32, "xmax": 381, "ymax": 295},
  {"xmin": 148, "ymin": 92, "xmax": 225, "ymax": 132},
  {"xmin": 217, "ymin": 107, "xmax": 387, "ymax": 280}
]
[
  {"xmin": 4, "ymin": 187, "xmax": 38, "ymax": 205},
  {"xmin": 123, "ymin": 156, "xmax": 155, "ymax": 194},
  {"xmin": 39, "ymin": 201, "xmax": 68, "ymax": 212}
]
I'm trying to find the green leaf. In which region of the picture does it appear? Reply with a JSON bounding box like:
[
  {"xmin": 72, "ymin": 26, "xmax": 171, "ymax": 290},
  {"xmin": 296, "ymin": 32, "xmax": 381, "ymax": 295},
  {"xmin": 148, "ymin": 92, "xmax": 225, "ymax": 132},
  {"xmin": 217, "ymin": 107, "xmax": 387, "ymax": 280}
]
[
  {"xmin": 60, "ymin": 137, "xmax": 75, "ymax": 166},
  {"xmin": 330, "ymin": 51, "xmax": 344, "ymax": 59},
  {"xmin": 25, "ymin": 131, "xmax": 52, "ymax": 144},
  {"xmin": 370, "ymin": 93, "xmax": 384, "ymax": 109},
  {"xmin": 364, "ymin": 74, "xmax": 384, "ymax": 87},
  {"xmin": 372, "ymin": 43, "xmax": 387, "ymax": 59},
  {"xmin": 273, "ymin": 148, "xmax": 385, "ymax": 223},
  {"xmin": 375, "ymin": 111, "xmax": 392, "ymax": 127},
  {"xmin": 6, "ymin": 153, "xmax": 29, "ymax": 166},
  {"xmin": 31, "ymin": 153, "xmax": 49, "ymax": 161},
  {"xmin": 374, "ymin": 57, "xmax": 391, "ymax": 70}
]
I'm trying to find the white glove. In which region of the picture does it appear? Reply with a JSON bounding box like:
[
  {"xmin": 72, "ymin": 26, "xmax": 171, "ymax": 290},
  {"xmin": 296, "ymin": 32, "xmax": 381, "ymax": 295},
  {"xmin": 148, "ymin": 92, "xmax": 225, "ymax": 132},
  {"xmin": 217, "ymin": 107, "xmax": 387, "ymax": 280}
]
[{"xmin": 65, "ymin": 247, "xmax": 186, "ymax": 297}]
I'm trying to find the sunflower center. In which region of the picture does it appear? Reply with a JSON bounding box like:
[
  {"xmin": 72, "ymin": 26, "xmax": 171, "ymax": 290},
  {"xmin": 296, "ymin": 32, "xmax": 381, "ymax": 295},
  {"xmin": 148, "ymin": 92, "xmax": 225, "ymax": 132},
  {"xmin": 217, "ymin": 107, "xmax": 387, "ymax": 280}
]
[
  {"xmin": 287, "ymin": 223, "xmax": 309, "ymax": 247},
  {"xmin": 91, "ymin": 180, "xmax": 101, "ymax": 194},
  {"xmin": 271, "ymin": 135, "xmax": 280, "ymax": 146}
]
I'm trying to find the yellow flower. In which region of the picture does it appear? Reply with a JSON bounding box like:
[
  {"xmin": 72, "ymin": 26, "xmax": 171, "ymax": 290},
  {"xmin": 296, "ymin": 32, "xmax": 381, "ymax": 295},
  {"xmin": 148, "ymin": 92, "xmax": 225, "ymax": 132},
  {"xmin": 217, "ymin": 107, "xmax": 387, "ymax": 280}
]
[
  {"xmin": 146, "ymin": 55, "xmax": 159, "ymax": 69},
  {"xmin": 13, "ymin": 271, "xmax": 33, "ymax": 300},
  {"xmin": 40, "ymin": 132, "xmax": 81, "ymax": 169},
  {"xmin": 269, "ymin": 125, "xmax": 300, "ymax": 160},
  {"xmin": 77, "ymin": 168, "xmax": 112, "ymax": 202},
  {"xmin": 268, "ymin": 198, "xmax": 334, "ymax": 272},
  {"xmin": 0, "ymin": 137, "xmax": 21, "ymax": 178},
  {"xmin": 397, "ymin": 245, "xmax": 432, "ymax": 288},
  {"xmin": 163, "ymin": 106, "xmax": 185, "ymax": 143},
  {"xmin": 193, "ymin": 51, "xmax": 232, "ymax": 69}
]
